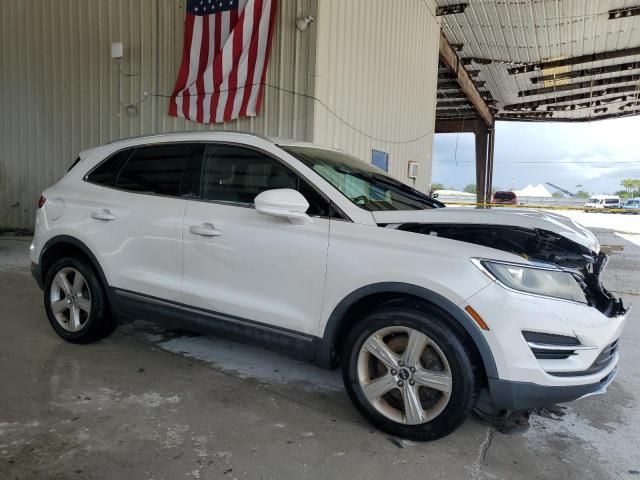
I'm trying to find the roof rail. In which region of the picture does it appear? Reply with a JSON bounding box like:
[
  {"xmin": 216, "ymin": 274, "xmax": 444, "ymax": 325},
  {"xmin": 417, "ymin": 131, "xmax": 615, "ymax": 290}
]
[{"xmin": 108, "ymin": 130, "xmax": 275, "ymax": 144}]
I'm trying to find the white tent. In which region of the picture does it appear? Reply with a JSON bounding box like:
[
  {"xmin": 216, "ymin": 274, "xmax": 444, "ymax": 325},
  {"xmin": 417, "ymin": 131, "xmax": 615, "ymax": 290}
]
[{"xmin": 514, "ymin": 184, "xmax": 553, "ymax": 198}]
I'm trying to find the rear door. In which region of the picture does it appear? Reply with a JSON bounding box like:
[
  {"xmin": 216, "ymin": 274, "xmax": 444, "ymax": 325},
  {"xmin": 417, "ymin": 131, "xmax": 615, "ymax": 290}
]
[
  {"xmin": 83, "ymin": 143, "xmax": 202, "ymax": 302},
  {"xmin": 181, "ymin": 143, "xmax": 333, "ymax": 336}
]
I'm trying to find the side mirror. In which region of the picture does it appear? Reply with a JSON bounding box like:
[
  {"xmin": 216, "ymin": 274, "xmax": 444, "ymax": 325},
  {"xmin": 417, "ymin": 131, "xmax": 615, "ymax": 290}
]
[{"xmin": 254, "ymin": 189, "xmax": 312, "ymax": 225}]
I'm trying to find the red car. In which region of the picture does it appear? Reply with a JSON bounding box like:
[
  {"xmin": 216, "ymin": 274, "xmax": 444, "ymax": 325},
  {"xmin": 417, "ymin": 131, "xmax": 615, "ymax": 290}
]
[{"xmin": 491, "ymin": 191, "xmax": 519, "ymax": 205}]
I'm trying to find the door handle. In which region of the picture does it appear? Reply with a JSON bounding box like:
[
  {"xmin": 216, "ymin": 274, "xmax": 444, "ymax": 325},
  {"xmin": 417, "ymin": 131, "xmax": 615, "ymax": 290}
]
[
  {"xmin": 189, "ymin": 223, "xmax": 222, "ymax": 237},
  {"xmin": 90, "ymin": 209, "xmax": 116, "ymax": 221}
]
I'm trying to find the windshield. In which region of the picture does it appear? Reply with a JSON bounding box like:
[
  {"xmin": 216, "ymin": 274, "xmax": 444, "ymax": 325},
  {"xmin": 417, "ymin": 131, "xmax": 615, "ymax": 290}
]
[
  {"xmin": 282, "ymin": 146, "xmax": 443, "ymax": 211},
  {"xmin": 588, "ymin": 198, "xmax": 601, "ymax": 204}
]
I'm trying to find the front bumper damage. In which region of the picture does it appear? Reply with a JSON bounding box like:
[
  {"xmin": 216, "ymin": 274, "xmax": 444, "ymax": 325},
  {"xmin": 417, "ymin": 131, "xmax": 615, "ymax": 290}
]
[
  {"xmin": 487, "ymin": 367, "xmax": 618, "ymax": 411},
  {"xmin": 580, "ymin": 252, "xmax": 625, "ymax": 317}
]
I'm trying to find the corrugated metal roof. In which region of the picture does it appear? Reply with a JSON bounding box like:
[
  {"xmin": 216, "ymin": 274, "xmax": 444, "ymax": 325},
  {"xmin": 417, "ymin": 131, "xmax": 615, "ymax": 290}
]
[{"xmin": 435, "ymin": 0, "xmax": 640, "ymax": 122}]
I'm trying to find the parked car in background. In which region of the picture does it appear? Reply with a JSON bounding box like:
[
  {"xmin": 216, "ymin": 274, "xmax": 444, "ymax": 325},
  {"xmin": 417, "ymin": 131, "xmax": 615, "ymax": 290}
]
[
  {"xmin": 621, "ymin": 198, "xmax": 640, "ymax": 213},
  {"xmin": 491, "ymin": 192, "xmax": 519, "ymax": 205},
  {"xmin": 584, "ymin": 195, "xmax": 620, "ymax": 211},
  {"xmin": 491, "ymin": 191, "xmax": 518, "ymax": 205},
  {"xmin": 30, "ymin": 132, "xmax": 627, "ymax": 441}
]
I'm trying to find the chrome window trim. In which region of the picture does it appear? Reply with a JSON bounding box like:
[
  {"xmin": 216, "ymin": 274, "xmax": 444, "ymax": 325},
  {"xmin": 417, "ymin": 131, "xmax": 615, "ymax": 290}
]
[{"xmin": 83, "ymin": 139, "xmax": 352, "ymax": 222}]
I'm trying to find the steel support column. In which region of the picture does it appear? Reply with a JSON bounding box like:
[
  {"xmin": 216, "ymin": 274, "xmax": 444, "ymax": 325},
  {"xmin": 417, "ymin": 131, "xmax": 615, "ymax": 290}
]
[
  {"xmin": 485, "ymin": 127, "xmax": 495, "ymax": 203},
  {"xmin": 474, "ymin": 124, "xmax": 489, "ymax": 205}
]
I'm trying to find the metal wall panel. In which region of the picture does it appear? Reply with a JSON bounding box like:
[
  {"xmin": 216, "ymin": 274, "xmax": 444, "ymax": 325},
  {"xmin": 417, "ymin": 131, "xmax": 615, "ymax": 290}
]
[
  {"xmin": 0, "ymin": 0, "xmax": 315, "ymax": 230},
  {"xmin": 312, "ymin": 0, "xmax": 440, "ymax": 193}
]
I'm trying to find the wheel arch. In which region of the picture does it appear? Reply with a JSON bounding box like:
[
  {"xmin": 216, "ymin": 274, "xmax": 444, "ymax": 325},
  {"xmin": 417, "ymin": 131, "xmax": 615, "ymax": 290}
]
[
  {"xmin": 37, "ymin": 235, "xmax": 110, "ymax": 294},
  {"xmin": 316, "ymin": 282, "xmax": 498, "ymax": 380}
]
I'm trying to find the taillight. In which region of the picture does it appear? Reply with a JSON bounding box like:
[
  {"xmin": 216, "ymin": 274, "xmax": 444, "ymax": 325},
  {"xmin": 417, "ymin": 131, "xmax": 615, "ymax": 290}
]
[{"xmin": 38, "ymin": 195, "xmax": 47, "ymax": 209}]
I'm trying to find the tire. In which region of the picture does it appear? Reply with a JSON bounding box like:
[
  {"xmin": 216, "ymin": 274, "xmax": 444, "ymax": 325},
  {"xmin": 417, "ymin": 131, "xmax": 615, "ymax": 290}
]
[
  {"xmin": 342, "ymin": 303, "xmax": 480, "ymax": 441},
  {"xmin": 43, "ymin": 256, "xmax": 115, "ymax": 343}
]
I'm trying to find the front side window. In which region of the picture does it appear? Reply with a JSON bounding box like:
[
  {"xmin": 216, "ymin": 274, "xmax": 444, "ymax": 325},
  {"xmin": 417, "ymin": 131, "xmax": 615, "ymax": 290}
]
[
  {"xmin": 200, "ymin": 144, "xmax": 334, "ymax": 218},
  {"xmin": 282, "ymin": 146, "xmax": 443, "ymax": 211}
]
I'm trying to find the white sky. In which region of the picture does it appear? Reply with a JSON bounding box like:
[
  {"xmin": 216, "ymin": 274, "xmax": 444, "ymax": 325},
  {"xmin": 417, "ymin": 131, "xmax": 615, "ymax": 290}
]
[{"xmin": 432, "ymin": 116, "xmax": 640, "ymax": 194}]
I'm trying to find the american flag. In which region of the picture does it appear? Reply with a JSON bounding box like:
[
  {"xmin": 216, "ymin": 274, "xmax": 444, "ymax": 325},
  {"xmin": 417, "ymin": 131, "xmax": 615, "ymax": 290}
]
[{"xmin": 169, "ymin": 0, "xmax": 277, "ymax": 124}]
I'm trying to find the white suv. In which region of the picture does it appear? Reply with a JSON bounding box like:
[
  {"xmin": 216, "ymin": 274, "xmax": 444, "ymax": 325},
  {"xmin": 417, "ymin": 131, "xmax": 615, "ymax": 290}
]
[{"xmin": 31, "ymin": 132, "xmax": 628, "ymax": 440}]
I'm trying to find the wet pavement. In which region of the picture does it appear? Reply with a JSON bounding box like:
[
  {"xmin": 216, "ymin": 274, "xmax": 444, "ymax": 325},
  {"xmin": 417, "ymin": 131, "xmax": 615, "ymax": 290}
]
[{"xmin": 1, "ymin": 219, "xmax": 639, "ymax": 479}]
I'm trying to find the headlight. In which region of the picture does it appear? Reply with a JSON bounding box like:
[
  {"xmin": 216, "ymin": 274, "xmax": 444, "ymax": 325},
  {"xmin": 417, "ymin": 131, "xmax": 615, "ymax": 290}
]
[{"xmin": 474, "ymin": 259, "xmax": 587, "ymax": 304}]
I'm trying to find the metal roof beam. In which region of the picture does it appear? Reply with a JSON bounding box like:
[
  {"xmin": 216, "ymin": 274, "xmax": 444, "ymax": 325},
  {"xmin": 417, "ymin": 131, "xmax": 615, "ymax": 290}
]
[
  {"xmin": 546, "ymin": 95, "xmax": 637, "ymax": 111},
  {"xmin": 608, "ymin": 6, "xmax": 640, "ymax": 20},
  {"xmin": 498, "ymin": 112, "xmax": 554, "ymax": 120},
  {"xmin": 507, "ymin": 47, "xmax": 640, "ymax": 75},
  {"xmin": 436, "ymin": 4, "xmax": 468, "ymax": 16},
  {"xmin": 437, "ymin": 98, "xmax": 473, "ymax": 106},
  {"xmin": 437, "ymin": 106, "xmax": 476, "ymax": 112},
  {"xmin": 437, "ymin": 92, "xmax": 467, "ymax": 99},
  {"xmin": 519, "ymin": 74, "xmax": 640, "ymax": 97},
  {"xmin": 439, "ymin": 34, "xmax": 493, "ymax": 126},
  {"xmin": 500, "ymin": 108, "xmax": 640, "ymax": 123},
  {"xmin": 504, "ymin": 85, "xmax": 640, "ymax": 111},
  {"xmin": 439, "ymin": 70, "xmax": 480, "ymax": 80},
  {"xmin": 530, "ymin": 61, "xmax": 640, "ymax": 84},
  {"xmin": 435, "ymin": 119, "xmax": 484, "ymax": 133}
]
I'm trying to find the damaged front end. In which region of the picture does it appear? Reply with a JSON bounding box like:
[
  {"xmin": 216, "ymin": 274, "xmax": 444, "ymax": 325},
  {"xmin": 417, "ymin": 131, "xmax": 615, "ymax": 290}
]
[{"xmin": 393, "ymin": 223, "xmax": 626, "ymax": 317}]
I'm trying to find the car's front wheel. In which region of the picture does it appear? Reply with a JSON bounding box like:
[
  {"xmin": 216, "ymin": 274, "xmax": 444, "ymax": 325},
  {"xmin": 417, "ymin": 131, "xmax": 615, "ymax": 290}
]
[
  {"xmin": 44, "ymin": 257, "xmax": 114, "ymax": 343},
  {"xmin": 342, "ymin": 303, "xmax": 479, "ymax": 441}
]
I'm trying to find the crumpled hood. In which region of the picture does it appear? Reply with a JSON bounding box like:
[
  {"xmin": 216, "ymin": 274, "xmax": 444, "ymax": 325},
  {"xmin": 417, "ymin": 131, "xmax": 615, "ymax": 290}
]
[{"xmin": 372, "ymin": 208, "xmax": 600, "ymax": 253}]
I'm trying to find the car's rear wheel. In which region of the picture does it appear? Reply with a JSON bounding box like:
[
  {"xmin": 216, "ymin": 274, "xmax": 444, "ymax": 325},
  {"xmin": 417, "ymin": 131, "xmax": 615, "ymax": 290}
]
[
  {"xmin": 44, "ymin": 257, "xmax": 114, "ymax": 343},
  {"xmin": 342, "ymin": 303, "xmax": 479, "ymax": 441}
]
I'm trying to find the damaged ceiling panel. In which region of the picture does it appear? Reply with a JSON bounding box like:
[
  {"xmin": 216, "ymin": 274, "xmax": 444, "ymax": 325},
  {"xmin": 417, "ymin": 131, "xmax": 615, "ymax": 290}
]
[{"xmin": 434, "ymin": 0, "xmax": 640, "ymax": 122}]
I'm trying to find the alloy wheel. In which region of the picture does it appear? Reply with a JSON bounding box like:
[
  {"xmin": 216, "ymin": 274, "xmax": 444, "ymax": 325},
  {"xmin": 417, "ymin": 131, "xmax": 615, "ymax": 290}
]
[
  {"xmin": 49, "ymin": 267, "xmax": 92, "ymax": 333},
  {"xmin": 357, "ymin": 326, "xmax": 452, "ymax": 425}
]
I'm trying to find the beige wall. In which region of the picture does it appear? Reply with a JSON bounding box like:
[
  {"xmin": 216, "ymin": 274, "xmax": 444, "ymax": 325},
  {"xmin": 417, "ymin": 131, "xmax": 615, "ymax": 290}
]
[
  {"xmin": 0, "ymin": 0, "xmax": 316, "ymax": 230},
  {"xmin": 0, "ymin": 0, "xmax": 440, "ymax": 230},
  {"xmin": 312, "ymin": 0, "xmax": 440, "ymax": 193}
]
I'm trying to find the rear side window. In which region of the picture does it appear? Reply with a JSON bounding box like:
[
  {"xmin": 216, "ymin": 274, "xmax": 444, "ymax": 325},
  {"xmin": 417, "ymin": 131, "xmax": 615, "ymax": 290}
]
[
  {"xmin": 116, "ymin": 145, "xmax": 191, "ymax": 196},
  {"xmin": 86, "ymin": 149, "xmax": 134, "ymax": 187},
  {"xmin": 605, "ymin": 199, "xmax": 618, "ymax": 205},
  {"xmin": 87, "ymin": 144, "xmax": 204, "ymax": 197}
]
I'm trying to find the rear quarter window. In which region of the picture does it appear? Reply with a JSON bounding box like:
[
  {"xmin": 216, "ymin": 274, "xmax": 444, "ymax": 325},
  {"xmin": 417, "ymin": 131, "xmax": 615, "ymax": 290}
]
[{"xmin": 86, "ymin": 149, "xmax": 134, "ymax": 187}]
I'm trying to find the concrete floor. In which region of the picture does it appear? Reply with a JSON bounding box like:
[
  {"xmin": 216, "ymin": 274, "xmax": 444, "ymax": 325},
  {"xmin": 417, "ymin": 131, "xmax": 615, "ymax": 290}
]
[{"xmin": 1, "ymin": 218, "xmax": 639, "ymax": 479}]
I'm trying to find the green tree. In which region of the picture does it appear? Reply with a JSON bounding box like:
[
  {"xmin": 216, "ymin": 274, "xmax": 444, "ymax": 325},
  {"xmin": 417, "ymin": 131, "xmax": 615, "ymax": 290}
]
[
  {"xmin": 621, "ymin": 179, "xmax": 640, "ymax": 195},
  {"xmin": 615, "ymin": 190, "xmax": 630, "ymax": 199},
  {"xmin": 463, "ymin": 184, "xmax": 477, "ymax": 194},
  {"xmin": 552, "ymin": 191, "xmax": 564, "ymax": 198},
  {"xmin": 430, "ymin": 182, "xmax": 445, "ymax": 191},
  {"xmin": 575, "ymin": 190, "xmax": 590, "ymax": 198}
]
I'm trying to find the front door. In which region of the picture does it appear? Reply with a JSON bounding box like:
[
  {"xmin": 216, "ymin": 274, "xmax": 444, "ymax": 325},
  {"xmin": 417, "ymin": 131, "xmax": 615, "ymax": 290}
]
[{"xmin": 182, "ymin": 144, "xmax": 332, "ymax": 336}]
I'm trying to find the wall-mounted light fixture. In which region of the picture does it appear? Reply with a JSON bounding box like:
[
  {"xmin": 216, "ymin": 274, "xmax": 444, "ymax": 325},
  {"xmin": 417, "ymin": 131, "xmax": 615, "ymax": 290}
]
[{"xmin": 296, "ymin": 15, "xmax": 315, "ymax": 32}]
